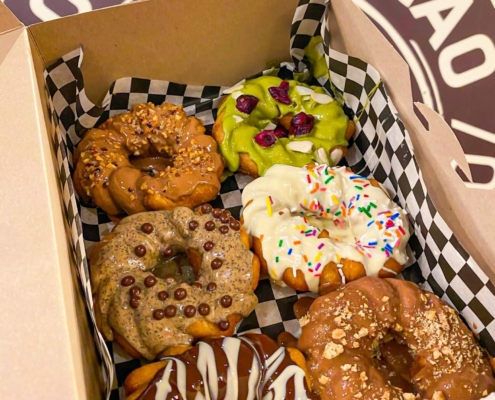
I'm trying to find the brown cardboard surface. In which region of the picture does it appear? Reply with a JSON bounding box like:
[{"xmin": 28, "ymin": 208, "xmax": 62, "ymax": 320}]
[
  {"xmin": 29, "ymin": 0, "xmax": 299, "ymax": 104},
  {"xmin": 0, "ymin": 1, "xmax": 22, "ymax": 35},
  {"xmin": 1, "ymin": 0, "xmax": 492, "ymax": 399},
  {"xmin": 0, "ymin": 27, "xmax": 87, "ymax": 399},
  {"xmin": 329, "ymin": 0, "xmax": 495, "ymax": 282}
]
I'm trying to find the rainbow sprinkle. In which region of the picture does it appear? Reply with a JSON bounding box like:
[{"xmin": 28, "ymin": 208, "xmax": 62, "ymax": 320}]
[
  {"xmin": 266, "ymin": 197, "xmax": 273, "ymax": 217},
  {"xmin": 288, "ymin": 248, "xmax": 293, "ymax": 255},
  {"xmin": 278, "ymin": 240, "xmax": 283, "ymax": 247},
  {"xmin": 318, "ymin": 243, "xmax": 324, "ymax": 250}
]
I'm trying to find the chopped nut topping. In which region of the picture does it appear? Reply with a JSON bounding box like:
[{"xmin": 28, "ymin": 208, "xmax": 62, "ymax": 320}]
[
  {"xmin": 299, "ymin": 314, "xmax": 310, "ymax": 327},
  {"xmin": 318, "ymin": 375, "xmax": 329, "ymax": 385},
  {"xmin": 332, "ymin": 329, "xmax": 346, "ymax": 340},
  {"xmin": 323, "ymin": 342, "xmax": 344, "ymax": 359},
  {"xmin": 382, "ymin": 296, "xmax": 389, "ymax": 302}
]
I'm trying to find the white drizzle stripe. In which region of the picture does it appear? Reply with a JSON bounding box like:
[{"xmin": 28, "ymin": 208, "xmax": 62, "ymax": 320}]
[
  {"xmin": 155, "ymin": 361, "xmax": 173, "ymax": 400},
  {"xmin": 246, "ymin": 351, "xmax": 261, "ymax": 400},
  {"xmin": 197, "ymin": 342, "xmax": 219, "ymax": 400},
  {"xmin": 154, "ymin": 359, "xmax": 187, "ymax": 400},
  {"xmin": 265, "ymin": 365, "xmax": 310, "ymax": 400},
  {"xmin": 222, "ymin": 337, "xmax": 241, "ymax": 400},
  {"xmin": 239, "ymin": 336, "xmax": 264, "ymax": 399},
  {"xmin": 263, "ymin": 347, "xmax": 286, "ymax": 392},
  {"xmin": 241, "ymin": 164, "xmax": 411, "ymax": 292}
]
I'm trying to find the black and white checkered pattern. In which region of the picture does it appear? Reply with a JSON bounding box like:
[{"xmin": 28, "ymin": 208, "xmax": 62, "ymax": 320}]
[{"xmin": 43, "ymin": 1, "xmax": 494, "ymax": 398}]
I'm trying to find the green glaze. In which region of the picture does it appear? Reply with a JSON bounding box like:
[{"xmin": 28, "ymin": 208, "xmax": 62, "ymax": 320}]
[
  {"xmin": 218, "ymin": 76, "xmax": 349, "ymax": 176},
  {"xmin": 305, "ymin": 36, "xmax": 329, "ymax": 79}
]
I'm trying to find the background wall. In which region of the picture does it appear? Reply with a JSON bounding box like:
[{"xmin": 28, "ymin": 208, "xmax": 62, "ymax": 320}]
[{"xmin": 4, "ymin": 0, "xmax": 494, "ymax": 189}]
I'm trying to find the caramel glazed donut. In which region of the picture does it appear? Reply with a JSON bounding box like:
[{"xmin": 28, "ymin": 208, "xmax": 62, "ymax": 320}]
[
  {"xmin": 124, "ymin": 334, "xmax": 317, "ymax": 400},
  {"xmin": 241, "ymin": 164, "xmax": 411, "ymax": 293},
  {"xmin": 212, "ymin": 76, "xmax": 355, "ymax": 178},
  {"xmin": 298, "ymin": 277, "xmax": 495, "ymax": 400},
  {"xmin": 74, "ymin": 102, "xmax": 224, "ymax": 216},
  {"xmin": 90, "ymin": 205, "xmax": 260, "ymax": 360}
]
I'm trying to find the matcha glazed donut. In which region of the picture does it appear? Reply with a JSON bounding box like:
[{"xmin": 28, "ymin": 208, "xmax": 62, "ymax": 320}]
[{"xmin": 212, "ymin": 76, "xmax": 355, "ymax": 177}]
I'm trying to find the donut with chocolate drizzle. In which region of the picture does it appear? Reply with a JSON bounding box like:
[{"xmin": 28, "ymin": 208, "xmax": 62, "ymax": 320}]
[
  {"xmin": 90, "ymin": 206, "xmax": 260, "ymax": 359},
  {"xmin": 124, "ymin": 334, "xmax": 317, "ymax": 400},
  {"xmin": 73, "ymin": 102, "xmax": 224, "ymax": 215}
]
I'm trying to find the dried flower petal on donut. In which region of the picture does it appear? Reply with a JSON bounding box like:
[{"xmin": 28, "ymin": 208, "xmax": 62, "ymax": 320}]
[{"xmin": 212, "ymin": 76, "xmax": 355, "ymax": 178}]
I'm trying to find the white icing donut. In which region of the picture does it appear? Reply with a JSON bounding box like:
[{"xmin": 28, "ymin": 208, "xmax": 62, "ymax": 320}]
[{"xmin": 241, "ymin": 164, "xmax": 411, "ymax": 292}]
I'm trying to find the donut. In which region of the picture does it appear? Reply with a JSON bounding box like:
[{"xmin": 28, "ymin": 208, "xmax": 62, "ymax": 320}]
[
  {"xmin": 297, "ymin": 277, "xmax": 495, "ymax": 399},
  {"xmin": 212, "ymin": 76, "xmax": 354, "ymax": 178},
  {"xmin": 74, "ymin": 102, "xmax": 224, "ymax": 216},
  {"xmin": 124, "ymin": 334, "xmax": 316, "ymax": 400},
  {"xmin": 241, "ymin": 164, "xmax": 411, "ymax": 293},
  {"xmin": 90, "ymin": 206, "xmax": 259, "ymax": 359}
]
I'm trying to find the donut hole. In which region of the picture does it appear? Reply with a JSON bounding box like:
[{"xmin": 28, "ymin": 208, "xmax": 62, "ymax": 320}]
[
  {"xmin": 129, "ymin": 155, "xmax": 173, "ymax": 177},
  {"xmin": 151, "ymin": 246, "xmax": 200, "ymax": 285}
]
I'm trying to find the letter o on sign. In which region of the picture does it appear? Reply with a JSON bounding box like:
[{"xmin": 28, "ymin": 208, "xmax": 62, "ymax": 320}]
[{"xmin": 439, "ymin": 34, "xmax": 495, "ymax": 88}]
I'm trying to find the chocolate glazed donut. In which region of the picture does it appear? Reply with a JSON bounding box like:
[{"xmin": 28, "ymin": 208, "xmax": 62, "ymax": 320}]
[
  {"xmin": 73, "ymin": 102, "xmax": 224, "ymax": 215},
  {"xmin": 124, "ymin": 334, "xmax": 317, "ymax": 400},
  {"xmin": 90, "ymin": 206, "xmax": 260, "ymax": 360},
  {"xmin": 298, "ymin": 277, "xmax": 495, "ymax": 400}
]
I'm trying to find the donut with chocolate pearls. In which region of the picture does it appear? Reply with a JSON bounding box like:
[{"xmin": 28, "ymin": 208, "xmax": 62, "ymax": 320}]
[
  {"xmin": 298, "ymin": 277, "xmax": 495, "ymax": 400},
  {"xmin": 90, "ymin": 207, "xmax": 260, "ymax": 360},
  {"xmin": 73, "ymin": 102, "xmax": 224, "ymax": 216},
  {"xmin": 241, "ymin": 164, "xmax": 411, "ymax": 293}
]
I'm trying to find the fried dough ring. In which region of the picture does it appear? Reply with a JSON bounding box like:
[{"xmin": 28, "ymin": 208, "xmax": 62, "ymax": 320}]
[
  {"xmin": 242, "ymin": 165, "xmax": 410, "ymax": 294},
  {"xmin": 90, "ymin": 207, "xmax": 259, "ymax": 360},
  {"xmin": 74, "ymin": 102, "xmax": 224, "ymax": 216},
  {"xmin": 124, "ymin": 334, "xmax": 314, "ymax": 400},
  {"xmin": 212, "ymin": 79, "xmax": 355, "ymax": 178}
]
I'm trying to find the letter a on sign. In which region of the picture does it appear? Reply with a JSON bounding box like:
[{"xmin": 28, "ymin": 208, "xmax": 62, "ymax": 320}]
[{"xmin": 410, "ymin": 0, "xmax": 473, "ymax": 51}]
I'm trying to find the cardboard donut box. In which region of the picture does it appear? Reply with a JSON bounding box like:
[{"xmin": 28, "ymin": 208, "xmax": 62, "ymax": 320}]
[{"xmin": 1, "ymin": 0, "xmax": 494, "ymax": 398}]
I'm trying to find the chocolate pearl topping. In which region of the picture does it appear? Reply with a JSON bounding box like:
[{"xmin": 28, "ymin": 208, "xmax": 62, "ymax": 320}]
[
  {"xmin": 135, "ymin": 245, "xmax": 147, "ymax": 257},
  {"xmin": 198, "ymin": 303, "xmax": 210, "ymax": 316},
  {"xmin": 201, "ymin": 204, "xmax": 212, "ymax": 214},
  {"xmin": 220, "ymin": 214, "xmax": 230, "ymax": 224},
  {"xmin": 222, "ymin": 210, "xmax": 231, "ymax": 218},
  {"xmin": 121, "ymin": 276, "xmax": 135, "ymax": 286},
  {"xmin": 212, "ymin": 208, "xmax": 222, "ymax": 218},
  {"xmin": 164, "ymin": 305, "xmax": 177, "ymax": 318},
  {"xmin": 162, "ymin": 247, "xmax": 173, "ymax": 257},
  {"xmin": 164, "ymin": 275, "xmax": 176, "ymax": 285},
  {"xmin": 184, "ymin": 305, "xmax": 196, "ymax": 318},
  {"xmin": 174, "ymin": 288, "xmax": 187, "ymax": 300},
  {"xmin": 158, "ymin": 291, "xmax": 169, "ymax": 301},
  {"xmin": 206, "ymin": 282, "xmax": 217, "ymax": 292},
  {"xmin": 203, "ymin": 241, "xmax": 214, "ymax": 251},
  {"xmin": 144, "ymin": 275, "xmax": 157, "ymax": 288},
  {"xmin": 130, "ymin": 296, "xmax": 140, "ymax": 309},
  {"xmin": 205, "ymin": 221, "xmax": 215, "ymax": 231},
  {"xmin": 188, "ymin": 220, "xmax": 199, "ymax": 230},
  {"xmin": 192, "ymin": 281, "xmax": 202, "ymax": 289},
  {"xmin": 220, "ymin": 295, "xmax": 233, "ymax": 308},
  {"xmin": 219, "ymin": 225, "xmax": 229, "ymax": 234},
  {"xmin": 153, "ymin": 309, "xmax": 165, "ymax": 320},
  {"xmin": 211, "ymin": 258, "xmax": 223, "ymax": 270},
  {"xmin": 130, "ymin": 286, "xmax": 141, "ymax": 296},
  {"xmin": 218, "ymin": 320, "xmax": 230, "ymax": 331},
  {"xmin": 229, "ymin": 220, "xmax": 241, "ymax": 231},
  {"xmin": 141, "ymin": 223, "xmax": 153, "ymax": 234}
]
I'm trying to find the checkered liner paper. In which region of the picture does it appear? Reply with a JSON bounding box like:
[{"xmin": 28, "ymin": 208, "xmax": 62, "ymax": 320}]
[{"xmin": 43, "ymin": 0, "xmax": 495, "ymax": 398}]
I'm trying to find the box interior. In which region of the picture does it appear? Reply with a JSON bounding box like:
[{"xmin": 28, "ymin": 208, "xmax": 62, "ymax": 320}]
[{"xmin": 2, "ymin": 0, "xmax": 494, "ymax": 398}]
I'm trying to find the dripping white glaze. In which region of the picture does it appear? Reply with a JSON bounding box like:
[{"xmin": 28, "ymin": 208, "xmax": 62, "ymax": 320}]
[
  {"xmin": 155, "ymin": 358, "xmax": 187, "ymax": 400},
  {"xmin": 152, "ymin": 336, "xmax": 311, "ymax": 400},
  {"xmin": 241, "ymin": 164, "xmax": 411, "ymax": 292},
  {"xmin": 222, "ymin": 337, "xmax": 241, "ymax": 400}
]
